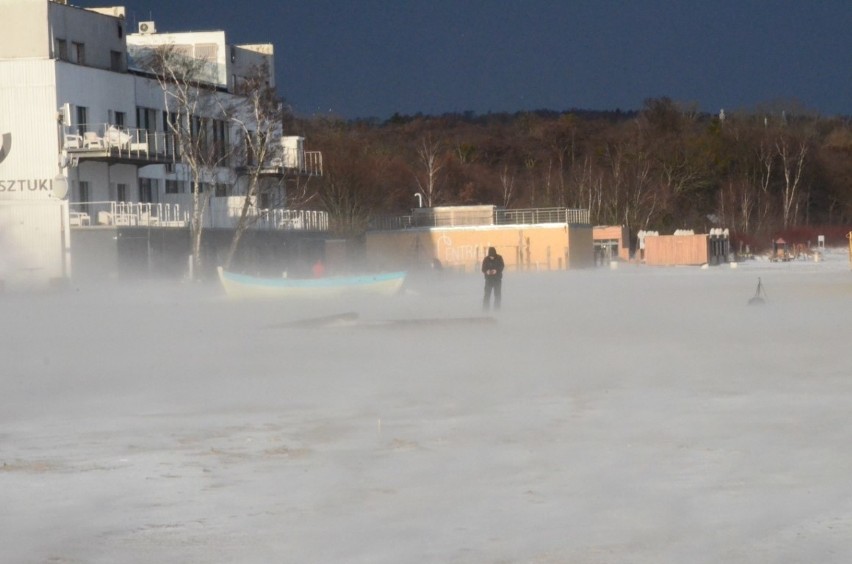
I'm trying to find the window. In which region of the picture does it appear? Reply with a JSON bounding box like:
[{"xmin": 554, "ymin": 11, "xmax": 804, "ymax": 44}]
[
  {"xmin": 215, "ymin": 183, "xmax": 228, "ymax": 197},
  {"xmin": 114, "ymin": 111, "xmax": 126, "ymax": 128},
  {"xmin": 165, "ymin": 180, "xmax": 180, "ymax": 194},
  {"xmin": 116, "ymin": 183, "xmax": 128, "ymax": 202},
  {"xmin": 165, "ymin": 112, "xmax": 182, "ymax": 157},
  {"xmin": 245, "ymin": 131, "xmax": 255, "ymax": 165},
  {"xmin": 138, "ymin": 178, "xmax": 157, "ymax": 203},
  {"xmin": 75, "ymin": 106, "xmax": 88, "ymax": 137},
  {"xmin": 78, "ymin": 181, "xmax": 90, "ymax": 216},
  {"xmin": 212, "ymin": 119, "xmax": 228, "ymax": 162},
  {"xmin": 110, "ymin": 50, "xmax": 124, "ymax": 72},
  {"xmin": 195, "ymin": 43, "xmax": 218, "ymax": 62},
  {"xmin": 54, "ymin": 38, "xmax": 68, "ymax": 61},
  {"xmin": 136, "ymin": 107, "xmax": 158, "ymax": 132},
  {"xmin": 117, "ymin": 22, "xmax": 123, "ymax": 39},
  {"xmin": 72, "ymin": 42, "xmax": 85, "ymax": 65},
  {"xmin": 190, "ymin": 115, "xmax": 207, "ymax": 149}
]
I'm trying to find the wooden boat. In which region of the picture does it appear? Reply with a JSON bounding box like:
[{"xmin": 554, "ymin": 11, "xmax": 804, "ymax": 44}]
[{"xmin": 217, "ymin": 267, "xmax": 406, "ymax": 299}]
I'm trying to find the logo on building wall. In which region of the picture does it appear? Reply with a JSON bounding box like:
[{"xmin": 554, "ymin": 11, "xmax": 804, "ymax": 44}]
[{"xmin": 0, "ymin": 133, "xmax": 11, "ymax": 165}]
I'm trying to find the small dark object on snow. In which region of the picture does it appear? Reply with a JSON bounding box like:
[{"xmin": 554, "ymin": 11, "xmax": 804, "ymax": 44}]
[
  {"xmin": 269, "ymin": 312, "xmax": 359, "ymax": 329},
  {"xmin": 748, "ymin": 277, "xmax": 767, "ymax": 305}
]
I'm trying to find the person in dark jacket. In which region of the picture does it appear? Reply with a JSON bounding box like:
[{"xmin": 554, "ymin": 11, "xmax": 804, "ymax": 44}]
[{"xmin": 481, "ymin": 246, "xmax": 504, "ymax": 310}]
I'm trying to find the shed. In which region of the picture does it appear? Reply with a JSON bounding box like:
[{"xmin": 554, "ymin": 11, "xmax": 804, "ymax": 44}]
[{"xmin": 644, "ymin": 230, "xmax": 730, "ymax": 266}]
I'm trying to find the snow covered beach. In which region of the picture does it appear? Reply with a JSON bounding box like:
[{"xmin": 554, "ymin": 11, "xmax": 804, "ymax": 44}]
[{"xmin": 2, "ymin": 250, "xmax": 851, "ymax": 563}]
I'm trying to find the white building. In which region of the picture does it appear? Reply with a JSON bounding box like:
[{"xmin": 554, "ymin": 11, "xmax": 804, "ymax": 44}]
[{"xmin": 0, "ymin": 0, "xmax": 323, "ymax": 289}]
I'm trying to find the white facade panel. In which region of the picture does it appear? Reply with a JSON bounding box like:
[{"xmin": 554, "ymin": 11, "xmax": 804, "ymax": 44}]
[
  {"xmin": 129, "ymin": 31, "xmax": 229, "ymax": 87},
  {"xmin": 47, "ymin": 1, "xmax": 127, "ymax": 71},
  {"xmin": 0, "ymin": 0, "xmax": 49, "ymax": 60},
  {"xmin": 133, "ymin": 75, "xmax": 167, "ymax": 114},
  {"xmin": 0, "ymin": 199, "xmax": 69, "ymax": 290},
  {"xmin": 55, "ymin": 60, "xmax": 136, "ymax": 127},
  {"xmin": 0, "ymin": 58, "xmax": 61, "ymax": 200}
]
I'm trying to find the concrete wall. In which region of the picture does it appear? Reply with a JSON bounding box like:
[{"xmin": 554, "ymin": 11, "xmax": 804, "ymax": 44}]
[
  {"xmin": 232, "ymin": 44, "xmax": 275, "ymax": 88},
  {"xmin": 0, "ymin": 59, "xmax": 60, "ymax": 199},
  {"xmin": 47, "ymin": 1, "xmax": 126, "ymax": 71},
  {"xmin": 0, "ymin": 199, "xmax": 69, "ymax": 290},
  {"xmin": 365, "ymin": 224, "xmax": 594, "ymax": 273},
  {"xmin": 70, "ymin": 226, "xmax": 328, "ymax": 281},
  {"xmin": 566, "ymin": 224, "xmax": 594, "ymax": 269},
  {"xmin": 0, "ymin": 0, "xmax": 49, "ymax": 60}
]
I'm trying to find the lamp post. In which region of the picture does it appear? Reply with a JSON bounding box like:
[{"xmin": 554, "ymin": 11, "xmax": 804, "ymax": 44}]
[{"xmin": 847, "ymin": 232, "xmax": 852, "ymax": 269}]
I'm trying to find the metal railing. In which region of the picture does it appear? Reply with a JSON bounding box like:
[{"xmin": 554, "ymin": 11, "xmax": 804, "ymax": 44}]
[
  {"xmin": 496, "ymin": 207, "xmax": 589, "ymax": 225},
  {"xmin": 69, "ymin": 201, "xmax": 187, "ymax": 227},
  {"xmin": 68, "ymin": 200, "xmax": 328, "ymax": 232},
  {"xmin": 63, "ymin": 123, "xmax": 176, "ymax": 162},
  {"xmin": 263, "ymin": 149, "xmax": 323, "ymax": 176},
  {"xmin": 369, "ymin": 206, "xmax": 590, "ymax": 230},
  {"xmin": 207, "ymin": 204, "xmax": 328, "ymax": 231},
  {"xmin": 370, "ymin": 215, "xmax": 413, "ymax": 230}
]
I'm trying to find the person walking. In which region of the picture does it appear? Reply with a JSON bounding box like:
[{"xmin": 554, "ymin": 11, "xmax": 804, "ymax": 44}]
[{"xmin": 481, "ymin": 246, "xmax": 504, "ymax": 310}]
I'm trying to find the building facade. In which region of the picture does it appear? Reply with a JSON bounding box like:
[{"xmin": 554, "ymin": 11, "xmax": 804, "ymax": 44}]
[
  {"xmin": 0, "ymin": 0, "xmax": 323, "ymax": 289},
  {"xmin": 365, "ymin": 206, "xmax": 595, "ymax": 272}
]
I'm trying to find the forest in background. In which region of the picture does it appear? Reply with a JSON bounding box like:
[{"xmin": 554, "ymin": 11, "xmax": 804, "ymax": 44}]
[{"xmin": 290, "ymin": 98, "xmax": 852, "ymax": 251}]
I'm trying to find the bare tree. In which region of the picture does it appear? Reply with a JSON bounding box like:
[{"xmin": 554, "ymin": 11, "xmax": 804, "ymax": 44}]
[
  {"xmin": 222, "ymin": 63, "xmax": 300, "ymax": 269},
  {"xmin": 314, "ymin": 134, "xmax": 384, "ymax": 237},
  {"xmin": 753, "ymin": 139, "xmax": 776, "ymax": 234},
  {"xmin": 414, "ymin": 135, "xmax": 444, "ymax": 207},
  {"xmin": 776, "ymin": 135, "xmax": 808, "ymax": 228},
  {"xmin": 141, "ymin": 45, "xmax": 234, "ymax": 278},
  {"xmin": 498, "ymin": 164, "xmax": 516, "ymax": 208}
]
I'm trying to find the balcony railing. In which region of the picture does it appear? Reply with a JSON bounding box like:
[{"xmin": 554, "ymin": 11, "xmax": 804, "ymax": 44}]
[
  {"xmin": 63, "ymin": 123, "xmax": 176, "ymax": 163},
  {"xmin": 369, "ymin": 207, "xmax": 590, "ymax": 230},
  {"xmin": 254, "ymin": 148, "xmax": 323, "ymax": 177},
  {"xmin": 206, "ymin": 204, "xmax": 328, "ymax": 231},
  {"xmin": 68, "ymin": 200, "xmax": 328, "ymax": 232},
  {"xmin": 69, "ymin": 201, "xmax": 188, "ymax": 227},
  {"xmin": 496, "ymin": 207, "xmax": 590, "ymax": 225}
]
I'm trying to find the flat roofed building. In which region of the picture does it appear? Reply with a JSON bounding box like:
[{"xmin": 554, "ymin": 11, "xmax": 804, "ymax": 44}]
[{"xmin": 0, "ymin": 0, "xmax": 321, "ymax": 288}]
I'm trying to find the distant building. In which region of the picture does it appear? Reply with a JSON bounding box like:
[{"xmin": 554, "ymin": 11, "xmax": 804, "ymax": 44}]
[
  {"xmin": 366, "ymin": 206, "xmax": 595, "ymax": 272},
  {"xmin": 0, "ymin": 0, "xmax": 323, "ymax": 289},
  {"xmin": 642, "ymin": 229, "xmax": 731, "ymax": 266},
  {"xmin": 592, "ymin": 225, "xmax": 629, "ymax": 263}
]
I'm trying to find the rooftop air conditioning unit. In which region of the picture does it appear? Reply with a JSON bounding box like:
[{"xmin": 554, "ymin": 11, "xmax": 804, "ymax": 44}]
[{"xmin": 138, "ymin": 21, "xmax": 156, "ymax": 34}]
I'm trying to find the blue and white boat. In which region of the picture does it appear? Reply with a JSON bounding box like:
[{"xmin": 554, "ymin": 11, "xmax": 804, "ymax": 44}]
[{"xmin": 217, "ymin": 267, "xmax": 406, "ymax": 299}]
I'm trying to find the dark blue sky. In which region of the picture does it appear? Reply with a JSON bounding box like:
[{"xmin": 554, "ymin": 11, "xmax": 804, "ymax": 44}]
[{"xmin": 79, "ymin": 0, "xmax": 851, "ymax": 119}]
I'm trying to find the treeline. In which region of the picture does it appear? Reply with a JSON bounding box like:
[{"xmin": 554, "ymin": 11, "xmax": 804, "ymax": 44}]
[{"xmin": 291, "ymin": 98, "xmax": 852, "ymax": 248}]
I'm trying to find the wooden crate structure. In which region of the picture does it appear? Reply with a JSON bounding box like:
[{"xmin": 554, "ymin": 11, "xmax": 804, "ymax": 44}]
[{"xmin": 644, "ymin": 233, "xmax": 711, "ymax": 266}]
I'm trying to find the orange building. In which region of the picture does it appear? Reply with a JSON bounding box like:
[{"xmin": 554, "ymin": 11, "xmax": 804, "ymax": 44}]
[
  {"xmin": 643, "ymin": 230, "xmax": 731, "ymax": 266},
  {"xmin": 365, "ymin": 223, "xmax": 594, "ymax": 272},
  {"xmin": 592, "ymin": 225, "xmax": 630, "ymax": 262}
]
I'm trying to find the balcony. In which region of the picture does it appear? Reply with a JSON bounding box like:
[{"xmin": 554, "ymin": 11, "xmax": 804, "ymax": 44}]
[
  {"xmin": 63, "ymin": 123, "xmax": 177, "ymax": 166},
  {"xmin": 69, "ymin": 201, "xmax": 188, "ymax": 227},
  {"xmin": 240, "ymin": 148, "xmax": 323, "ymax": 178},
  {"xmin": 206, "ymin": 200, "xmax": 328, "ymax": 231},
  {"xmin": 68, "ymin": 200, "xmax": 329, "ymax": 232}
]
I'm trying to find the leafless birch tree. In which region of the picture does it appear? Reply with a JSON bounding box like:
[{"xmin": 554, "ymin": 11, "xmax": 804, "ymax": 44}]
[
  {"xmin": 142, "ymin": 45, "xmax": 234, "ymax": 278},
  {"xmin": 414, "ymin": 135, "xmax": 444, "ymax": 207}
]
